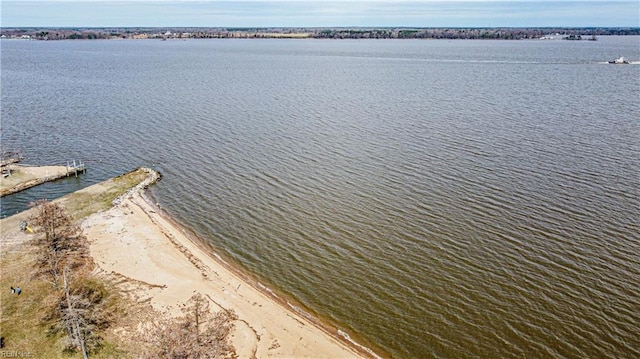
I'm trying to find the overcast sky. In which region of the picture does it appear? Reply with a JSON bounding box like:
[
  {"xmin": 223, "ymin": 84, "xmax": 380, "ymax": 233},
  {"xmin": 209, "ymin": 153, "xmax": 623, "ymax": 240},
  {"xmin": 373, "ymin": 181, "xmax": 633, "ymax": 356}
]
[{"xmin": 2, "ymin": 0, "xmax": 639, "ymax": 28}]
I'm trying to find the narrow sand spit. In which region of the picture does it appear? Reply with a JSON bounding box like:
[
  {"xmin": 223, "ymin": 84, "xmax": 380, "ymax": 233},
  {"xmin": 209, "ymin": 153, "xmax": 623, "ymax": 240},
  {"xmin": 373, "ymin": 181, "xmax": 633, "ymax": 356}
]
[
  {"xmin": 0, "ymin": 164, "xmax": 84, "ymax": 197},
  {"xmin": 83, "ymin": 183, "xmax": 371, "ymax": 358}
]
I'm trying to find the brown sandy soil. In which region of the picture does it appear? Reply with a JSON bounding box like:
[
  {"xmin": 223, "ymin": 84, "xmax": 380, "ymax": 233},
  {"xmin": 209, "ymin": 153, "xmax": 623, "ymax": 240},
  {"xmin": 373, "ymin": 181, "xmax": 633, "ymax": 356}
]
[
  {"xmin": 0, "ymin": 206, "xmax": 38, "ymax": 252},
  {"xmin": 82, "ymin": 191, "xmax": 373, "ymax": 358},
  {"xmin": 1, "ymin": 168, "xmax": 378, "ymax": 358}
]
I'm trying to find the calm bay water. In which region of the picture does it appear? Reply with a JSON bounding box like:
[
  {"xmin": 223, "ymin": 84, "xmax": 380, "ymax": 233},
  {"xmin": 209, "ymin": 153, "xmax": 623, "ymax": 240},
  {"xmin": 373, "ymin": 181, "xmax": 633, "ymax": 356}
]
[{"xmin": 2, "ymin": 37, "xmax": 639, "ymax": 358}]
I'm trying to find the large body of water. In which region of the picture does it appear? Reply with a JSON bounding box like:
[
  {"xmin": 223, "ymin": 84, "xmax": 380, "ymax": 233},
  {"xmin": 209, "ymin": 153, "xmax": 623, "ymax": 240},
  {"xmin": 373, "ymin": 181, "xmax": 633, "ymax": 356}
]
[{"xmin": 2, "ymin": 37, "xmax": 639, "ymax": 358}]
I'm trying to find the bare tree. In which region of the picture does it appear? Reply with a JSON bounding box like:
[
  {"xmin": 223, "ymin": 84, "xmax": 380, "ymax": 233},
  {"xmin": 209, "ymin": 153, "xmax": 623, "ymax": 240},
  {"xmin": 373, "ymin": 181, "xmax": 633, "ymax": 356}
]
[
  {"xmin": 29, "ymin": 200, "xmax": 90, "ymax": 287},
  {"xmin": 43, "ymin": 269, "xmax": 115, "ymax": 357},
  {"xmin": 29, "ymin": 200, "xmax": 110, "ymax": 357},
  {"xmin": 146, "ymin": 294, "xmax": 237, "ymax": 358},
  {"xmin": 62, "ymin": 268, "xmax": 89, "ymax": 359}
]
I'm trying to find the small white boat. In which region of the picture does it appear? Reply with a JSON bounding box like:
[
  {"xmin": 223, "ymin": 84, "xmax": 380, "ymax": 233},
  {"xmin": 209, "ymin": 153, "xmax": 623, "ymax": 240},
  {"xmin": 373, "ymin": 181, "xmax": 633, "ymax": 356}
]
[{"xmin": 608, "ymin": 56, "xmax": 629, "ymax": 64}]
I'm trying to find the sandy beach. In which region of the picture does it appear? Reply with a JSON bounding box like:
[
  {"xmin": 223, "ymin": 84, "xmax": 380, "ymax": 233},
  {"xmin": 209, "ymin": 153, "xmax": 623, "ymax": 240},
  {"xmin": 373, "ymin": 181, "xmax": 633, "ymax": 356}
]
[
  {"xmin": 81, "ymin": 173, "xmax": 373, "ymax": 358},
  {"xmin": 1, "ymin": 168, "xmax": 376, "ymax": 358}
]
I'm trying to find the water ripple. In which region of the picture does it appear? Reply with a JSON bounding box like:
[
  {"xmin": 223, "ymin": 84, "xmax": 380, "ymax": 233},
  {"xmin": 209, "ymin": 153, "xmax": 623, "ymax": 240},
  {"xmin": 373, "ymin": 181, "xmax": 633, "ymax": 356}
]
[{"xmin": 2, "ymin": 38, "xmax": 640, "ymax": 359}]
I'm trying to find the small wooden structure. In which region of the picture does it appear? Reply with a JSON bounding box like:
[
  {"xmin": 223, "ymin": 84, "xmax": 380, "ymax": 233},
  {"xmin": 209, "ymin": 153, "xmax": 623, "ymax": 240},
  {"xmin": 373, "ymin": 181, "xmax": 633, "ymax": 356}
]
[{"xmin": 66, "ymin": 160, "xmax": 87, "ymax": 177}]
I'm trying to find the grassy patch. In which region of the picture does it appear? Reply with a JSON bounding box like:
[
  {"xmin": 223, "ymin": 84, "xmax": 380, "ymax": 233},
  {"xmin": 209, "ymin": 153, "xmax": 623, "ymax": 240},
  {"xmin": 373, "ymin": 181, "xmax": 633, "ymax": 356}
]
[
  {"xmin": 62, "ymin": 168, "xmax": 149, "ymax": 220},
  {"xmin": 1, "ymin": 249, "xmax": 68, "ymax": 357},
  {"xmin": 1, "ymin": 248, "xmax": 138, "ymax": 358},
  {"xmin": 1, "ymin": 168, "xmax": 154, "ymax": 358}
]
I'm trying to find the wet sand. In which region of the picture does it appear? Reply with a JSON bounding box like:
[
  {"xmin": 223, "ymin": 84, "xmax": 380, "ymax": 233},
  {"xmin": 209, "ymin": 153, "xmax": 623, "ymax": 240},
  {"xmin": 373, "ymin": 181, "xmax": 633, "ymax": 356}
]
[
  {"xmin": 1, "ymin": 168, "xmax": 376, "ymax": 357},
  {"xmin": 81, "ymin": 173, "xmax": 373, "ymax": 358}
]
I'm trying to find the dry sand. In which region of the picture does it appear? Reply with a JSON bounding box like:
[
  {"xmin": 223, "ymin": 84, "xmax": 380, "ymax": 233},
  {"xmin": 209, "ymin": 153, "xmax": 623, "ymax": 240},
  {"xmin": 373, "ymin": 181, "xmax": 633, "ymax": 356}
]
[
  {"xmin": 1, "ymin": 168, "xmax": 377, "ymax": 358},
  {"xmin": 82, "ymin": 188, "xmax": 373, "ymax": 358}
]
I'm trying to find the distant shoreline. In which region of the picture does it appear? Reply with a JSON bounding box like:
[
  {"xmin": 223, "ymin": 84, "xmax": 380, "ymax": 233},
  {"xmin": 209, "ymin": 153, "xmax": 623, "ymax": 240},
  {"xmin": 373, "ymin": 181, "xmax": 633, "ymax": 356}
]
[{"xmin": 2, "ymin": 27, "xmax": 639, "ymax": 41}]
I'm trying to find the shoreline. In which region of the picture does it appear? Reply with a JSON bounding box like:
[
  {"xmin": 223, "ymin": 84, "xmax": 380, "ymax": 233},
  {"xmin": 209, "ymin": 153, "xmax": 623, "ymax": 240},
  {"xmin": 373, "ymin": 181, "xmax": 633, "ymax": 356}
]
[
  {"xmin": 83, "ymin": 169, "xmax": 381, "ymax": 358},
  {"xmin": 3, "ymin": 28, "xmax": 638, "ymax": 41},
  {"xmin": 139, "ymin": 192, "xmax": 384, "ymax": 358}
]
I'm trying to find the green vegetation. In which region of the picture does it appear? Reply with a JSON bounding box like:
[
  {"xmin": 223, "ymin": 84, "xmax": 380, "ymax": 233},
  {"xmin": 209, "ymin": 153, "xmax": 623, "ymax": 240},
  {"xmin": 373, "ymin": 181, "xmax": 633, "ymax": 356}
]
[
  {"xmin": 0, "ymin": 237, "xmax": 127, "ymax": 358},
  {"xmin": 63, "ymin": 168, "xmax": 149, "ymax": 220},
  {"xmin": 3, "ymin": 201, "xmax": 112, "ymax": 357},
  {"xmin": 1, "ymin": 168, "xmax": 236, "ymax": 358},
  {"xmin": 0, "ymin": 168, "xmax": 149, "ymax": 358}
]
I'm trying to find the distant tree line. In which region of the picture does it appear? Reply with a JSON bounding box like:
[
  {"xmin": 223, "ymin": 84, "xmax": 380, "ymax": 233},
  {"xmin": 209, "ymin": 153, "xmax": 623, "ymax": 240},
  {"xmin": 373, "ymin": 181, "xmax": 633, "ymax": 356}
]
[{"xmin": 2, "ymin": 27, "xmax": 639, "ymax": 40}]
